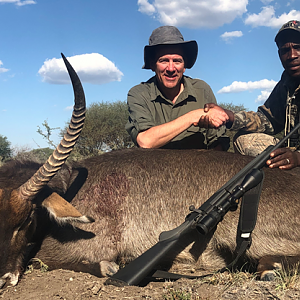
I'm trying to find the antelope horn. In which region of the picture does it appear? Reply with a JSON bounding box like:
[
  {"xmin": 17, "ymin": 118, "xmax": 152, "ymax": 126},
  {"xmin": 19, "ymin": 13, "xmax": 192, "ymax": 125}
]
[{"xmin": 19, "ymin": 53, "xmax": 86, "ymax": 201}]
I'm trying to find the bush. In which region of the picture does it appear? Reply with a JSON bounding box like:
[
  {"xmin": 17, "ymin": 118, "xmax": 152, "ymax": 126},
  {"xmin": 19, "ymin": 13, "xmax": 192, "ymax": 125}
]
[{"xmin": 65, "ymin": 101, "xmax": 134, "ymax": 157}]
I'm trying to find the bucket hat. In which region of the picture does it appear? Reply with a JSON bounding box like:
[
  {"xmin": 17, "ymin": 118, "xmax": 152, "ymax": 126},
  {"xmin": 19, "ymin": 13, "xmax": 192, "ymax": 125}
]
[
  {"xmin": 143, "ymin": 26, "xmax": 198, "ymax": 69},
  {"xmin": 275, "ymin": 20, "xmax": 300, "ymax": 46}
]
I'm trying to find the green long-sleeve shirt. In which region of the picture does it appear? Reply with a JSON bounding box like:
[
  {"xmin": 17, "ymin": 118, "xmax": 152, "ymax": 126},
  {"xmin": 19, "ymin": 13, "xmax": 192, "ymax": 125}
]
[{"xmin": 126, "ymin": 75, "xmax": 229, "ymax": 150}]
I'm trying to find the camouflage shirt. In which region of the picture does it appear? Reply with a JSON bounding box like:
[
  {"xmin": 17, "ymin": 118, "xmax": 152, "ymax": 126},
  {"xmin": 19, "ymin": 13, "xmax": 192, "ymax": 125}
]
[
  {"xmin": 126, "ymin": 75, "xmax": 229, "ymax": 150},
  {"xmin": 230, "ymin": 71, "xmax": 300, "ymax": 141}
]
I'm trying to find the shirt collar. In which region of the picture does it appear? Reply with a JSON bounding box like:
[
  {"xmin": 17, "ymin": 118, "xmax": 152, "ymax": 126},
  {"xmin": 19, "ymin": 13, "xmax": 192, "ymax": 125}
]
[{"xmin": 149, "ymin": 75, "xmax": 197, "ymax": 103}]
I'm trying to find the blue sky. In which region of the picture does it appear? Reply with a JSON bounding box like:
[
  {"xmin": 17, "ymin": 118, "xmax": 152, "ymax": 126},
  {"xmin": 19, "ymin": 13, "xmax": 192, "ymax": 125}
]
[{"xmin": 1, "ymin": 0, "xmax": 300, "ymax": 150}]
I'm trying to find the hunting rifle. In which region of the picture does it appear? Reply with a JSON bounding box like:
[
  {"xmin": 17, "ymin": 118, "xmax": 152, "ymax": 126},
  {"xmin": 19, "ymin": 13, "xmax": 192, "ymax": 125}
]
[{"xmin": 106, "ymin": 123, "xmax": 300, "ymax": 286}]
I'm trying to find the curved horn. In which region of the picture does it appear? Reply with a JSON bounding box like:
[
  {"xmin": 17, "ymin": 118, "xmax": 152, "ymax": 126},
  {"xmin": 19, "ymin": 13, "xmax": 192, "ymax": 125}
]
[{"xmin": 19, "ymin": 53, "xmax": 86, "ymax": 201}]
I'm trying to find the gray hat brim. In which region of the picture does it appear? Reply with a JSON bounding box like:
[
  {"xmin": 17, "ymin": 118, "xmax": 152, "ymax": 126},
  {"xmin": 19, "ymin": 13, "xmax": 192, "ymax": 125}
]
[{"xmin": 142, "ymin": 40, "xmax": 198, "ymax": 69}]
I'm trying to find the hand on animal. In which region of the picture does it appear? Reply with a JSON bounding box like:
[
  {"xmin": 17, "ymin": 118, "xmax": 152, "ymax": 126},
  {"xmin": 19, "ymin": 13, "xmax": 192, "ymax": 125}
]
[{"xmin": 267, "ymin": 147, "xmax": 300, "ymax": 170}]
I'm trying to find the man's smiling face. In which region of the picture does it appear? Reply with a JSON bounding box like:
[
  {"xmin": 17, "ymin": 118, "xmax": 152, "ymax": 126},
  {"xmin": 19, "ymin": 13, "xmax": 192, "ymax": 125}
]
[{"xmin": 151, "ymin": 45, "xmax": 186, "ymax": 94}]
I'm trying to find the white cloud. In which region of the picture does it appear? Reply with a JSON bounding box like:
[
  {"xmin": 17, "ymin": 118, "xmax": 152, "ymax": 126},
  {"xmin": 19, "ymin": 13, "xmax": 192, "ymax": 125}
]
[
  {"xmin": 255, "ymin": 90, "xmax": 272, "ymax": 103},
  {"xmin": 220, "ymin": 31, "xmax": 243, "ymax": 42},
  {"xmin": 218, "ymin": 79, "xmax": 277, "ymax": 93},
  {"xmin": 245, "ymin": 6, "xmax": 300, "ymax": 28},
  {"xmin": 137, "ymin": 0, "xmax": 248, "ymax": 28},
  {"xmin": 218, "ymin": 79, "xmax": 277, "ymax": 104},
  {"xmin": 38, "ymin": 53, "xmax": 124, "ymax": 85},
  {"xmin": 0, "ymin": 60, "xmax": 9, "ymax": 74},
  {"xmin": 0, "ymin": 0, "xmax": 36, "ymax": 6},
  {"xmin": 138, "ymin": 0, "xmax": 155, "ymax": 15}
]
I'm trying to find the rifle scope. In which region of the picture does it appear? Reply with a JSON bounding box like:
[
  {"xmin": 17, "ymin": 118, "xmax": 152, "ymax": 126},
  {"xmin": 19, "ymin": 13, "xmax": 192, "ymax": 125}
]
[{"xmin": 196, "ymin": 168, "xmax": 263, "ymax": 235}]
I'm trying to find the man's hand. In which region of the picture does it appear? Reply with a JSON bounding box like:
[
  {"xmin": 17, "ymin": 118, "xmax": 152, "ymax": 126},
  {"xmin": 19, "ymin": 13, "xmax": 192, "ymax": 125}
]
[
  {"xmin": 198, "ymin": 103, "xmax": 230, "ymax": 128},
  {"xmin": 267, "ymin": 148, "xmax": 300, "ymax": 170},
  {"xmin": 203, "ymin": 103, "xmax": 218, "ymax": 113}
]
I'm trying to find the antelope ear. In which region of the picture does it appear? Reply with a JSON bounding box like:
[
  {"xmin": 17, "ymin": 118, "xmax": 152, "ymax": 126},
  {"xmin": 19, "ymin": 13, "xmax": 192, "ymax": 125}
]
[{"xmin": 42, "ymin": 192, "xmax": 94, "ymax": 224}]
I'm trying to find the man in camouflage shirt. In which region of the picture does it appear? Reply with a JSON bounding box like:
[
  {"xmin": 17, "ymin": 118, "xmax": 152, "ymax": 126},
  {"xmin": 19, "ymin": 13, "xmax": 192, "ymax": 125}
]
[
  {"xmin": 125, "ymin": 26, "xmax": 229, "ymax": 150},
  {"xmin": 202, "ymin": 20, "xmax": 300, "ymax": 170}
]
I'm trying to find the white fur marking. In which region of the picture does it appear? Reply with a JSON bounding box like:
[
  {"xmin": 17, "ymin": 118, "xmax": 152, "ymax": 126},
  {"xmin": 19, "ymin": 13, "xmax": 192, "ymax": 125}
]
[{"xmin": 1, "ymin": 272, "xmax": 19, "ymax": 287}]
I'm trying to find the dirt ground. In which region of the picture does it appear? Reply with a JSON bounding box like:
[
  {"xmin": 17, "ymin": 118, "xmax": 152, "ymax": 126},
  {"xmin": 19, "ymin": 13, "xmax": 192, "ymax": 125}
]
[{"xmin": 2, "ymin": 267, "xmax": 300, "ymax": 300}]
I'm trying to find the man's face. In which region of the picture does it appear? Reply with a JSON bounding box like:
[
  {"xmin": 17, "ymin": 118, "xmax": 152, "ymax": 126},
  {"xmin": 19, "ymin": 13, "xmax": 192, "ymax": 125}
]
[
  {"xmin": 278, "ymin": 31, "xmax": 300, "ymax": 79},
  {"xmin": 151, "ymin": 45, "xmax": 186, "ymax": 92}
]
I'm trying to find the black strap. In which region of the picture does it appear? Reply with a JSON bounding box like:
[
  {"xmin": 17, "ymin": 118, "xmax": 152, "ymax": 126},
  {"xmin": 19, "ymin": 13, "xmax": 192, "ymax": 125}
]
[
  {"xmin": 220, "ymin": 172, "xmax": 264, "ymax": 272},
  {"xmin": 238, "ymin": 172, "xmax": 264, "ymax": 234}
]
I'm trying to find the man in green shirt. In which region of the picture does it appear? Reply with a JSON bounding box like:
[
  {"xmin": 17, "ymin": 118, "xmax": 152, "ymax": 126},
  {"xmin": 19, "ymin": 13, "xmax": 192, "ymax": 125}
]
[
  {"xmin": 125, "ymin": 26, "xmax": 229, "ymax": 150},
  {"xmin": 202, "ymin": 20, "xmax": 300, "ymax": 170}
]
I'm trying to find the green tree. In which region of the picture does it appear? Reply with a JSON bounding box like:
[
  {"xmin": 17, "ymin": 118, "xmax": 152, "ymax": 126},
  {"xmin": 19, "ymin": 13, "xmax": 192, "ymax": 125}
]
[
  {"xmin": 219, "ymin": 102, "xmax": 248, "ymax": 112},
  {"xmin": 0, "ymin": 135, "xmax": 12, "ymax": 161},
  {"xmin": 66, "ymin": 101, "xmax": 134, "ymax": 157}
]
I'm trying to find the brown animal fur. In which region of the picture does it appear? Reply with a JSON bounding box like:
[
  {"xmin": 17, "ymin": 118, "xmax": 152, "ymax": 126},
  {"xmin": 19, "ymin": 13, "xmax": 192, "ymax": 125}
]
[{"xmin": 19, "ymin": 148, "xmax": 300, "ymax": 281}]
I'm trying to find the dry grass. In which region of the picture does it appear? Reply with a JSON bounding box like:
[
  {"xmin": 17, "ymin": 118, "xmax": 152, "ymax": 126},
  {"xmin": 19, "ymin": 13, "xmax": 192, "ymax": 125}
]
[
  {"xmin": 25, "ymin": 258, "xmax": 49, "ymax": 274},
  {"xmin": 274, "ymin": 262, "xmax": 300, "ymax": 291}
]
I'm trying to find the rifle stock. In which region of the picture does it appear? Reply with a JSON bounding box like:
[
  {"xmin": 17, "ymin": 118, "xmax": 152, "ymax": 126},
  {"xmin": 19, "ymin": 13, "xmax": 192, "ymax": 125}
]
[
  {"xmin": 106, "ymin": 222, "xmax": 191, "ymax": 286},
  {"xmin": 107, "ymin": 124, "xmax": 300, "ymax": 286}
]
